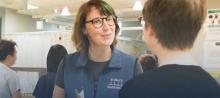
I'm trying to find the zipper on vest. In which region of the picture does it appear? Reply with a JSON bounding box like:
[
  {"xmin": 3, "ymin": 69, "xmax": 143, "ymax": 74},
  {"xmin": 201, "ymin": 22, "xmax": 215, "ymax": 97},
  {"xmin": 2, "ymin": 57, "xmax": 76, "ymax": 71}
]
[
  {"xmin": 93, "ymin": 80, "xmax": 98, "ymax": 98},
  {"xmin": 93, "ymin": 66, "xmax": 108, "ymax": 98}
]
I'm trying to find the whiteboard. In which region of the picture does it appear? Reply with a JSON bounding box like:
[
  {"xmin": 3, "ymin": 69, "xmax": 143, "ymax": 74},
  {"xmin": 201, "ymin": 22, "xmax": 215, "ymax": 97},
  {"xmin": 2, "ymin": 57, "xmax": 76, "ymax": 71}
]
[{"xmin": 3, "ymin": 31, "xmax": 75, "ymax": 68}]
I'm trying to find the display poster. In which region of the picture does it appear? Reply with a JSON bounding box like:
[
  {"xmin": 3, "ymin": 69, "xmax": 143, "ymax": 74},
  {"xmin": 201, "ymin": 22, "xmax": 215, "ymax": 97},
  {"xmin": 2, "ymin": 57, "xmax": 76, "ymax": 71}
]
[{"xmin": 204, "ymin": 9, "xmax": 220, "ymax": 68}]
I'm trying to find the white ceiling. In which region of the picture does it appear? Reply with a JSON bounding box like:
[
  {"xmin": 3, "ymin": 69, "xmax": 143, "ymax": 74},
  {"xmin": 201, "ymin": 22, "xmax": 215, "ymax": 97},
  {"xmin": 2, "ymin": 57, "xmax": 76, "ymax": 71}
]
[
  {"xmin": 0, "ymin": 0, "xmax": 146, "ymax": 20},
  {"xmin": 1, "ymin": 0, "xmax": 219, "ymax": 25}
]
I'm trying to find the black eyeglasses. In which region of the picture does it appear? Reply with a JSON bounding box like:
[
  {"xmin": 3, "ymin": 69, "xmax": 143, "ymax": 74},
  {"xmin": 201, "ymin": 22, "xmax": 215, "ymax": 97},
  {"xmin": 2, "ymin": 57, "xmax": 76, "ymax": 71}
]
[{"xmin": 85, "ymin": 15, "xmax": 116, "ymax": 28}]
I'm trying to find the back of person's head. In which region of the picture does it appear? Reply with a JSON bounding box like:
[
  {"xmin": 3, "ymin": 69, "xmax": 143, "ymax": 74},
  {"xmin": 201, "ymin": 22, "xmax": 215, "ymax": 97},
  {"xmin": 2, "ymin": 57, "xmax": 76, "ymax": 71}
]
[
  {"xmin": 139, "ymin": 54, "xmax": 158, "ymax": 72},
  {"xmin": 72, "ymin": 0, "xmax": 119, "ymax": 52},
  {"xmin": 0, "ymin": 39, "xmax": 17, "ymax": 62},
  {"xmin": 142, "ymin": 0, "xmax": 207, "ymax": 50},
  {"xmin": 47, "ymin": 44, "xmax": 67, "ymax": 73}
]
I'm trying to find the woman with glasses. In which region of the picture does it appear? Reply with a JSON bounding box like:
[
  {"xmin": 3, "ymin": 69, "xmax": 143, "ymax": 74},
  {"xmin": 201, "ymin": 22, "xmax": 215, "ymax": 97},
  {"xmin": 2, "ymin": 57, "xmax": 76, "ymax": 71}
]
[{"xmin": 53, "ymin": 0, "xmax": 143, "ymax": 98}]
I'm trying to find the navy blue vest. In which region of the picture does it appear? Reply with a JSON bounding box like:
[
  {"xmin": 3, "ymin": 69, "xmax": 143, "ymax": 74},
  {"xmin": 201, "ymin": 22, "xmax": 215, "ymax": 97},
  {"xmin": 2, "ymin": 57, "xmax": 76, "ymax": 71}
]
[{"xmin": 63, "ymin": 49, "xmax": 136, "ymax": 98}]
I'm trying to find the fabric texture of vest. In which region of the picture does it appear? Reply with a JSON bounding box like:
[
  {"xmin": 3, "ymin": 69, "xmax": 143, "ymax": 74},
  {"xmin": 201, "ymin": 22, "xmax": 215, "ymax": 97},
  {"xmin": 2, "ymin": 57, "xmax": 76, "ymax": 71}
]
[{"xmin": 63, "ymin": 48, "xmax": 136, "ymax": 98}]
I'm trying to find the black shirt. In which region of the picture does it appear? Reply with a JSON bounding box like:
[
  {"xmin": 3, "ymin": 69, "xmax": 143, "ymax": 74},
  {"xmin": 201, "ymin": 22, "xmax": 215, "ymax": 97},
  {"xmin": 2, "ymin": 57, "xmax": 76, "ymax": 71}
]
[
  {"xmin": 86, "ymin": 59, "xmax": 108, "ymax": 83},
  {"xmin": 119, "ymin": 64, "xmax": 220, "ymax": 98},
  {"xmin": 86, "ymin": 59, "xmax": 108, "ymax": 98}
]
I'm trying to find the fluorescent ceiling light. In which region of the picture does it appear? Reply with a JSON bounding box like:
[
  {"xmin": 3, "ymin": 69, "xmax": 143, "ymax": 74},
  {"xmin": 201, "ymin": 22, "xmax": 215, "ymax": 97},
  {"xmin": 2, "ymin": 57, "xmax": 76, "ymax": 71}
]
[
  {"xmin": 27, "ymin": 4, "xmax": 39, "ymax": 10},
  {"xmin": 61, "ymin": 6, "xmax": 70, "ymax": 16},
  {"xmin": 133, "ymin": 1, "xmax": 143, "ymax": 11}
]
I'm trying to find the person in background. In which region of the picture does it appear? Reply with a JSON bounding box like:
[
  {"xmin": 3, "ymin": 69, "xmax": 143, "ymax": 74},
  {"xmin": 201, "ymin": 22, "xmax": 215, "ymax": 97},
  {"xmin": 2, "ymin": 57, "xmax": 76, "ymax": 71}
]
[
  {"xmin": 138, "ymin": 53, "xmax": 158, "ymax": 72},
  {"xmin": 53, "ymin": 0, "xmax": 143, "ymax": 98},
  {"xmin": 0, "ymin": 39, "xmax": 21, "ymax": 98},
  {"xmin": 33, "ymin": 44, "xmax": 67, "ymax": 98},
  {"xmin": 119, "ymin": 0, "xmax": 220, "ymax": 98}
]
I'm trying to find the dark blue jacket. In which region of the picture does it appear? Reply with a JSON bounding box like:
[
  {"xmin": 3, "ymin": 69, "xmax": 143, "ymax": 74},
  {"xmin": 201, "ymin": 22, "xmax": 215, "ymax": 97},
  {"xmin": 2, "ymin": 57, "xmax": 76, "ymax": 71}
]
[{"xmin": 63, "ymin": 49, "xmax": 136, "ymax": 98}]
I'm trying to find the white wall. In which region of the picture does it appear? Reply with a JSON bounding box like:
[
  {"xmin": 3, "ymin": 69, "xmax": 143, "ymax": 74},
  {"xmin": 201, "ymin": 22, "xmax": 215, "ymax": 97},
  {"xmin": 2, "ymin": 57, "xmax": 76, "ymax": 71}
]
[
  {"xmin": 0, "ymin": 7, "xmax": 6, "ymax": 35},
  {"xmin": 4, "ymin": 9, "xmax": 36, "ymax": 33},
  {"xmin": 0, "ymin": 8, "xmax": 61, "ymax": 34},
  {"xmin": 3, "ymin": 31, "xmax": 75, "ymax": 68},
  {"xmin": 191, "ymin": 29, "xmax": 206, "ymax": 66},
  {"xmin": 43, "ymin": 22, "xmax": 60, "ymax": 31}
]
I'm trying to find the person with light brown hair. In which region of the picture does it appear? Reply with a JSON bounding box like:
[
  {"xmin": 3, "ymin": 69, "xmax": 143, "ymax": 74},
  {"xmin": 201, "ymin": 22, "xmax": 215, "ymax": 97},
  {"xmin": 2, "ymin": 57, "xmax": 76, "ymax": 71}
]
[
  {"xmin": 119, "ymin": 0, "xmax": 220, "ymax": 98},
  {"xmin": 53, "ymin": 0, "xmax": 142, "ymax": 98}
]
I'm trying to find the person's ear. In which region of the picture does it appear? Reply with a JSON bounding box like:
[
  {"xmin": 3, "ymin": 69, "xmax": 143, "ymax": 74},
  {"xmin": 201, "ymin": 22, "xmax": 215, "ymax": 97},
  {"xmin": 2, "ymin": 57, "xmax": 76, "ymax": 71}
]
[
  {"xmin": 144, "ymin": 23, "xmax": 155, "ymax": 37},
  {"xmin": 5, "ymin": 54, "xmax": 12, "ymax": 61},
  {"xmin": 83, "ymin": 28, "xmax": 88, "ymax": 35}
]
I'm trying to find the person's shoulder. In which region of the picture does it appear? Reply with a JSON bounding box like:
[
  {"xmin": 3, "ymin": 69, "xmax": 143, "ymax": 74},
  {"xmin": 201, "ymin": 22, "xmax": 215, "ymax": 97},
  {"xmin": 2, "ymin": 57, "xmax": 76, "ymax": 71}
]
[
  {"xmin": 7, "ymin": 68, "xmax": 18, "ymax": 77},
  {"xmin": 123, "ymin": 72, "xmax": 153, "ymax": 86},
  {"xmin": 36, "ymin": 75, "xmax": 47, "ymax": 88},
  {"xmin": 126, "ymin": 68, "xmax": 161, "ymax": 84},
  {"xmin": 119, "ymin": 73, "xmax": 150, "ymax": 97},
  {"xmin": 0, "ymin": 64, "xmax": 16, "ymax": 74},
  {"xmin": 0, "ymin": 66, "xmax": 17, "ymax": 81},
  {"xmin": 64, "ymin": 51, "xmax": 81, "ymax": 60},
  {"xmin": 113, "ymin": 48, "xmax": 135, "ymax": 59},
  {"xmin": 67, "ymin": 51, "xmax": 80, "ymax": 56},
  {"xmin": 38, "ymin": 74, "xmax": 48, "ymax": 81}
]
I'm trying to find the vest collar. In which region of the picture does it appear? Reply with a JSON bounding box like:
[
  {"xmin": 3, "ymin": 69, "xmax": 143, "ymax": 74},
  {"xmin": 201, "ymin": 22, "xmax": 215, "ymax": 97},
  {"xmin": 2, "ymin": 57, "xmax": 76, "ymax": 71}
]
[
  {"xmin": 108, "ymin": 48, "xmax": 122, "ymax": 68},
  {"xmin": 75, "ymin": 48, "xmax": 122, "ymax": 69}
]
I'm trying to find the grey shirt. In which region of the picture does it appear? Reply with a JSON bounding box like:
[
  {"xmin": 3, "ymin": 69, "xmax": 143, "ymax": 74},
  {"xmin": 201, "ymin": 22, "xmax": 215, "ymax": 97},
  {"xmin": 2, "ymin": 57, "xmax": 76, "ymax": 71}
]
[{"xmin": 0, "ymin": 63, "xmax": 20, "ymax": 98}]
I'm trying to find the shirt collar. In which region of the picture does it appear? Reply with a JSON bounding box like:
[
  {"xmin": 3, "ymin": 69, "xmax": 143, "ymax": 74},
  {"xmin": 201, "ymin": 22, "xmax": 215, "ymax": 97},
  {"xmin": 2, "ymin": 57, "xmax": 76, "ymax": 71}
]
[
  {"xmin": 75, "ymin": 48, "xmax": 122, "ymax": 69},
  {"xmin": 0, "ymin": 62, "xmax": 10, "ymax": 70},
  {"xmin": 159, "ymin": 53, "xmax": 198, "ymax": 67},
  {"xmin": 75, "ymin": 50, "xmax": 88, "ymax": 67}
]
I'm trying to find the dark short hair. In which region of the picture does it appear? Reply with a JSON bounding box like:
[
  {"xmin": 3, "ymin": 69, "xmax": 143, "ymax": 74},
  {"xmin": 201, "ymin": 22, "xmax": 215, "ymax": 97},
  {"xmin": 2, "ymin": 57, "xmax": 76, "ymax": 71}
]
[
  {"xmin": 47, "ymin": 44, "xmax": 67, "ymax": 73},
  {"xmin": 72, "ymin": 0, "xmax": 119, "ymax": 52},
  {"xmin": 142, "ymin": 0, "xmax": 207, "ymax": 50},
  {"xmin": 0, "ymin": 39, "xmax": 16, "ymax": 61},
  {"xmin": 139, "ymin": 55, "xmax": 158, "ymax": 72}
]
